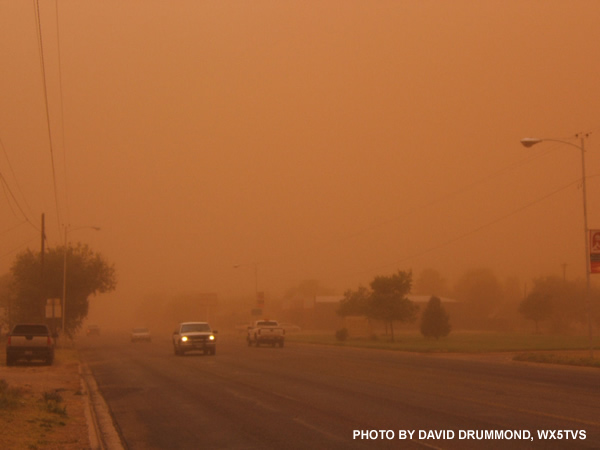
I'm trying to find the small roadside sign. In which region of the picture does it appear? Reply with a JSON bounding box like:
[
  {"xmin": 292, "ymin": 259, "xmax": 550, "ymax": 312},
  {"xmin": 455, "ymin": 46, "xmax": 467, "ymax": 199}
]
[{"xmin": 45, "ymin": 298, "xmax": 62, "ymax": 318}]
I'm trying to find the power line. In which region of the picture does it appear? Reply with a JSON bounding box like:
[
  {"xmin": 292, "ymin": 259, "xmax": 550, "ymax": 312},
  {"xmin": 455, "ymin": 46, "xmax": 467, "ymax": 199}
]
[
  {"xmin": 0, "ymin": 238, "xmax": 37, "ymax": 262},
  {"xmin": 0, "ymin": 136, "xmax": 34, "ymax": 218},
  {"xmin": 54, "ymin": 0, "xmax": 70, "ymax": 224},
  {"xmin": 308, "ymin": 146, "xmax": 561, "ymax": 260},
  {"xmin": 0, "ymin": 221, "xmax": 29, "ymax": 237},
  {"xmin": 274, "ymin": 146, "xmax": 579, "ymax": 285},
  {"xmin": 358, "ymin": 178, "xmax": 582, "ymax": 277},
  {"xmin": 34, "ymin": 0, "xmax": 62, "ymax": 234},
  {"xmin": 0, "ymin": 170, "xmax": 38, "ymax": 230}
]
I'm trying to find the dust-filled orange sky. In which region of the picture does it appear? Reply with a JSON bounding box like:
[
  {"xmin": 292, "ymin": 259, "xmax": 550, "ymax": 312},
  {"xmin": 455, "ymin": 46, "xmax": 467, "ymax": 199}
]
[{"xmin": 1, "ymin": 1, "xmax": 599, "ymax": 313}]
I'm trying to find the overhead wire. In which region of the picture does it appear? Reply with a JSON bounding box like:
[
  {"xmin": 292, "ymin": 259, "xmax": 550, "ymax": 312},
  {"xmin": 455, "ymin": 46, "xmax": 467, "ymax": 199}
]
[
  {"xmin": 357, "ymin": 177, "xmax": 583, "ymax": 278},
  {"xmin": 272, "ymin": 147, "xmax": 564, "ymax": 285},
  {"xmin": 0, "ymin": 136, "xmax": 34, "ymax": 219},
  {"xmin": 33, "ymin": 0, "xmax": 63, "ymax": 235},
  {"xmin": 322, "ymin": 147, "xmax": 561, "ymax": 249},
  {"xmin": 0, "ymin": 170, "xmax": 39, "ymax": 231},
  {"xmin": 0, "ymin": 221, "xmax": 29, "ymax": 237},
  {"xmin": 345, "ymin": 132, "xmax": 598, "ymax": 279},
  {"xmin": 1, "ymin": 179, "xmax": 18, "ymax": 219},
  {"xmin": 54, "ymin": 0, "xmax": 70, "ymax": 225},
  {"xmin": 307, "ymin": 137, "xmax": 597, "ymax": 284},
  {"xmin": 0, "ymin": 238, "xmax": 38, "ymax": 263}
]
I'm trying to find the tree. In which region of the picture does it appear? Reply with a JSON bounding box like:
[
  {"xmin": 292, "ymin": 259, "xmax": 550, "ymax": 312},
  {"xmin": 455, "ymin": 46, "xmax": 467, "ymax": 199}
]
[
  {"xmin": 519, "ymin": 275, "xmax": 580, "ymax": 333},
  {"xmin": 337, "ymin": 271, "xmax": 418, "ymax": 342},
  {"xmin": 420, "ymin": 296, "xmax": 451, "ymax": 339},
  {"xmin": 453, "ymin": 268, "xmax": 502, "ymax": 323},
  {"xmin": 9, "ymin": 243, "xmax": 116, "ymax": 336},
  {"xmin": 0, "ymin": 273, "xmax": 13, "ymax": 331},
  {"xmin": 369, "ymin": 271, "xmax": 418, "ymax": 342},
  {"xmin": 413, "ymin": 268, "xmax": 449, "ymax": 297},
  {"xmin": 518, "ymin": 291, "xmax": 552, "ymax": 333},
  {"xmin": 337, "ymin": 286, "xmax": 370, "ymax": 317}
]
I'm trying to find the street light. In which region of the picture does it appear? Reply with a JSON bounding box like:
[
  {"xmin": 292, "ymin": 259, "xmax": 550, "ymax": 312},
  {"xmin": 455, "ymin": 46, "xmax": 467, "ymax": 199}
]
[
  {"xmin": 233, "ymin": 262, "xmax": 259, "ymax": 298},
  {"xmin": 520, "ymin": 133, "xmax": 593, "ymax": 357},
  {"xmin": 61, "ymin": 225, "xmax": 101, "ymax": 336}
]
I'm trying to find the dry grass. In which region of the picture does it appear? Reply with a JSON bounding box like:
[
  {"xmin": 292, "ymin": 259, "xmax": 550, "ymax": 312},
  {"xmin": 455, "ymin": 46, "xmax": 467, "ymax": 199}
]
[{"xmin": 0, "ymin": 346, "xmax": 90, "ymax": 449}]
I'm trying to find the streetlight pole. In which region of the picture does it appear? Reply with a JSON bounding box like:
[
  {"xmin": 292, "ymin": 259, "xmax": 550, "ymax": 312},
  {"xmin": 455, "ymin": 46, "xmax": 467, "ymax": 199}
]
[
  {"xmin": 62, "ymin": 225, "xmax": 100, "ymax": 336},
  {"xmin": 520, "ymin": 133, "xmax": 594, "ymax": 358}
]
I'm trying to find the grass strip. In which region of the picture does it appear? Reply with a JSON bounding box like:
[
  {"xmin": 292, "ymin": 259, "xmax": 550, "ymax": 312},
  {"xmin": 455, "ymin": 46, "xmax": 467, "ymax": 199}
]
[{"xmin": 286, "ymin": 331, "xmax": 600, "ymax": 367}]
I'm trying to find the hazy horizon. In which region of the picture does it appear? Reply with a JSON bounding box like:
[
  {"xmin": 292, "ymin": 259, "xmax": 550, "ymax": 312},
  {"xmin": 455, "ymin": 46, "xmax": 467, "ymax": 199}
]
[{"xmin": 2, "ymin": 1, "xmax": 599, "ymax": 320}]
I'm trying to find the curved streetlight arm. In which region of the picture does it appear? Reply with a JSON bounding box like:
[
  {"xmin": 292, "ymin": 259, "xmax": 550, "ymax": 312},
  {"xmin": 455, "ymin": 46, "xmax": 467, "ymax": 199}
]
[
  {"xmin": 64, "ymin": 225, "xmax": 101, "ymax": 244},
  {"xmin": 520, "ymin": 137, "xmax": 583, "ymax": 151}
]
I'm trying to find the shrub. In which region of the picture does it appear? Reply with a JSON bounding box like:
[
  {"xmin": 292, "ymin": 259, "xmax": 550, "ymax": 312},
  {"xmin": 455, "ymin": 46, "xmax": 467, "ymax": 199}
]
[
  {"xmin": 335, "ymin": 328, "xmax": 349, "ymax": 341},
  {"xmin": 0, "ymin": 379, "xmax": 22, "ymax": 410},
  {"xmin": 42, "ymin": 390, "xmax": 67, "ymax": 416},
  {"xmin": 420, "ymin": 296, "xmax": 451, "ymax": 339}
]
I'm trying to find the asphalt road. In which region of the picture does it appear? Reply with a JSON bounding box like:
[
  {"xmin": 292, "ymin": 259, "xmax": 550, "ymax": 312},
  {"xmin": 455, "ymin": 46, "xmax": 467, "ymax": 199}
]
[{"xmin": 77, "ymin": 333, "xmax": 600, "ymax": 450}]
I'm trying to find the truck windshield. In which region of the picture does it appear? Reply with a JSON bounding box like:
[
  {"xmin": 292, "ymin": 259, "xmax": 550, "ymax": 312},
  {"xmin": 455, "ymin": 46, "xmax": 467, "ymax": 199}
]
[
  {"xmin": 181, "ymin": 323, "xmax": 210, "ymax": 333},
  {"xmin": 258, "ymin": 321, "xmax": 278, "ymax": 327}
]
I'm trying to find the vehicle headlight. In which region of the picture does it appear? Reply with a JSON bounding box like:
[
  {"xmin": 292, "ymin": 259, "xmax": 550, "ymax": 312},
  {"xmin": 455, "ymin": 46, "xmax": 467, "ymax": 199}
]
[
  {"xmin": 181, "ymin": 336, "xmax": 188, "ymax": 342},
  {"xmin": 209, "ymin": 335, "xmax": 215, "ymax": 341}
]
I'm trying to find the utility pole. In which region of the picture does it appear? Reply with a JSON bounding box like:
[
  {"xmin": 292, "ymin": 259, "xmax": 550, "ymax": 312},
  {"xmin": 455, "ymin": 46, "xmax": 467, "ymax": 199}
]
[
  {"xmin": 40, "ymin": 213, "xmax": 53, "ymax": 332},
  {"xmin": 40, "ymin": 213, "xmax": 45, "ymax": 279}
]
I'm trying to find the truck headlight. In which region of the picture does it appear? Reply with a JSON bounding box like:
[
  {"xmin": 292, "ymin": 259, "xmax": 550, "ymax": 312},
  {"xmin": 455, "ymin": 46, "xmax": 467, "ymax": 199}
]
[
  {"xmin": 181, "ymin": 336, "xmax": 188, "ymax": 342},
  {"xmin": 209, "ymin": 335, "xmax": 215, "ymax": 341}
]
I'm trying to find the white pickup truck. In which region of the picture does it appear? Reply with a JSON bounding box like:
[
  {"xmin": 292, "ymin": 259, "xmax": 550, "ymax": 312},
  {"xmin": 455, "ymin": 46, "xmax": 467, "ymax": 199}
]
[
  {"xmin": 5, "ymin": 323, "xmax": 55, "ymax": 366},
  {"xmin": 247, "ymin": 320, "xmax": 285, "ymax": 347}
]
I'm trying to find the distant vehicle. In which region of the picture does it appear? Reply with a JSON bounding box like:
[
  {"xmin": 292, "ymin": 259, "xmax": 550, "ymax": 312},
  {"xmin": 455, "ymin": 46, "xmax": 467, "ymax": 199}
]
[
  {"xmin": 86, "ymin": 325, "xmax": 101, "ymax": 336},
  {"xmin": 6, "ymin": 323, "xmax": 55, "ymax": 366},
  {"xmin": 172, "ymin": 322, "xmax": 217, "ymax": 356},
  {"xmin": 131, "ymin": 327, "xmax": 152, "ymax": 343},
  {"xmin": 234, "ymin": 323, "xmax": 253, "ymax": 333},
  {"xmin": 280, "ymin": 323, "xmax": 301, "ymax": 333},
  {"xmin": 247, "ymin": 320, "xmax": 285, "ymax": 347}
]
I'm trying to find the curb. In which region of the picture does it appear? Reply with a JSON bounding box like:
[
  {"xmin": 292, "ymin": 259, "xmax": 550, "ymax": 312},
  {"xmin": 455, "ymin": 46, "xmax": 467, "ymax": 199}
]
[{"xmin": 79, "ymin": 363, "xmax": 125, "ymax": 450}]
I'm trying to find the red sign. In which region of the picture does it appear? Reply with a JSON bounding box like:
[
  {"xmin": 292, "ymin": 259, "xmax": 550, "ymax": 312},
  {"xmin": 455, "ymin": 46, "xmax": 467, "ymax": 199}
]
[{"xmin": 590, "ymin": 230, "xmax": 600, "ymax": 274}]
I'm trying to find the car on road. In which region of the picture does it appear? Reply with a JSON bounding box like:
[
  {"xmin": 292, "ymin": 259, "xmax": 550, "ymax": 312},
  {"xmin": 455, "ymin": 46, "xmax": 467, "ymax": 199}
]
[
  {"xmin": 86, "ymin": 325, "xmax": 101, "ymax": 336},
  {"xmin": 247, "ymin": 320, "xmax": 285, "ymax": 347},
  {"xmin": 131, "ymin": 327, "xmax": 152, "ymax": 343},
  {"xmin": 172, "ymin": 322, "xmax": 217, "ymax": 356}
]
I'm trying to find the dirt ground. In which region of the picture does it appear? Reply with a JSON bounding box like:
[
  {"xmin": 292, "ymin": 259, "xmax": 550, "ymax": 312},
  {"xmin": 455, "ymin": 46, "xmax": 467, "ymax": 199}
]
[{"xmin": 0, "ymin": 345, "xmax": 91, "ymax": 449}]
